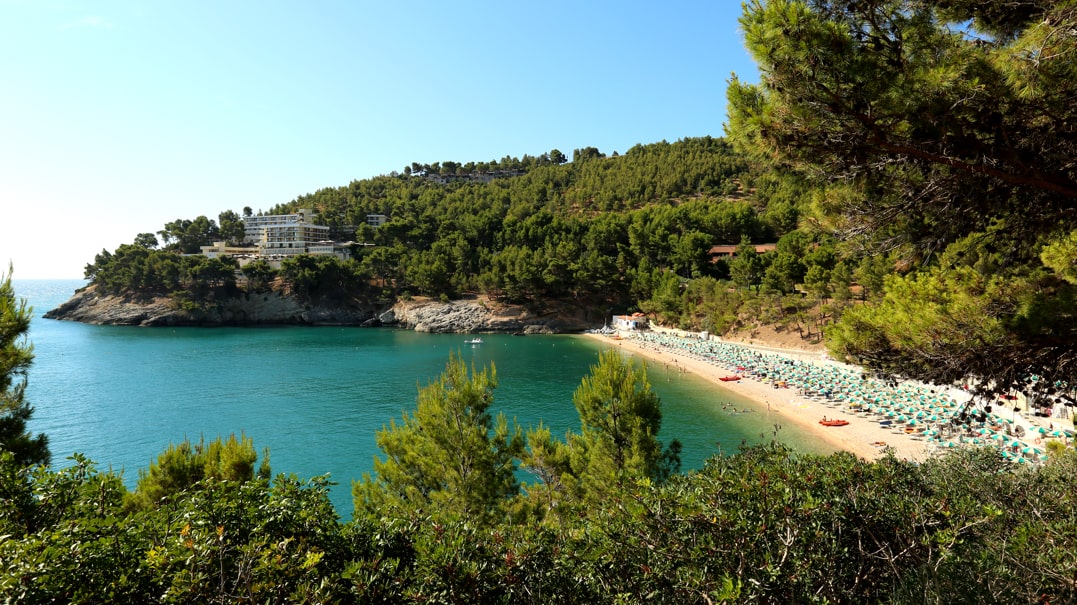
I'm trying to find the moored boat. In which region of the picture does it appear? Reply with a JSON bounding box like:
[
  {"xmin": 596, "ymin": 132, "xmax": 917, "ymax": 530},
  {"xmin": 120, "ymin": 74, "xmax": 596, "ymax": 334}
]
[
  {"xmin": 719, "ymin": 375, "xmax": 741, "ymax": 382},
  {"xmin": 819, "ymin": 418, "xmax": 850, "ymax": 427}
]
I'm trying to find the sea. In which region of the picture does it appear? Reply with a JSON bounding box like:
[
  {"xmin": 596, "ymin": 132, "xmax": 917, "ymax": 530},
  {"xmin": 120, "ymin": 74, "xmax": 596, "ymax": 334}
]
[{"xmin": 15, "ymin": 279, "xmax": 832, "ymax": 517}]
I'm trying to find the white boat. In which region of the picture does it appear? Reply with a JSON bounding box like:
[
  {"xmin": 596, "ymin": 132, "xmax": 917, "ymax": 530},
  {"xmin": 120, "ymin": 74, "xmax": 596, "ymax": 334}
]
[{"xmin": 466, "ymin": 337, "xmax": 483, "ymax": 345}]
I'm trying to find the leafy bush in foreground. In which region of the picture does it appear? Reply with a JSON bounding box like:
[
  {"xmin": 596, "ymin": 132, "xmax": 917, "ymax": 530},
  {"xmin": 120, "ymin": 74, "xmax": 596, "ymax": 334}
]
[{"xmin": 4, "ymin": 444, "xmax": 1076, "ymax": 604}]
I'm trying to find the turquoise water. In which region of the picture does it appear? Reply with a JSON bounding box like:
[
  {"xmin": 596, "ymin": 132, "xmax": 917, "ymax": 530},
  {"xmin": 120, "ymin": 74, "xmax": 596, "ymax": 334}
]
[{"xmin": 15, "ymin": 280, "xmax": 830, "ymax": 516}]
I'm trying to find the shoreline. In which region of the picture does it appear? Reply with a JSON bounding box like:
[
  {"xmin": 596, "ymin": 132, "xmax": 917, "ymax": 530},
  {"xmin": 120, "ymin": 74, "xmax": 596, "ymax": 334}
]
[{"xmin": 583, "ymin": 332, "xmax": 935, "ymax": 462}]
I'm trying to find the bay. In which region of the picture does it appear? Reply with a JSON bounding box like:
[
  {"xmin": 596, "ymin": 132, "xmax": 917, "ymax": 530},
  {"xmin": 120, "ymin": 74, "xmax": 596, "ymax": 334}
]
[{"xmin": 16, "ymin": 279, "xmax": 831, "ymax": 516}]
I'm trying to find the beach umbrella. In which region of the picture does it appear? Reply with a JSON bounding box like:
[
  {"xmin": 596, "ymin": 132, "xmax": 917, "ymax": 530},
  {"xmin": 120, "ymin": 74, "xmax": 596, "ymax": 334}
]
[{"xmin": 1009, "ymin": 439, "xmax": 1022, "ymax": 448}]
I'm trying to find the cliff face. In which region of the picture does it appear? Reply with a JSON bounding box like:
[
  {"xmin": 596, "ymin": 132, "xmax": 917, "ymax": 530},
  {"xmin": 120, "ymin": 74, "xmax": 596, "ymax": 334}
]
[
  {"xmin": 383, "ymin": 297, "xmax": 595, "ymax": 334},
  {"xmin": 44, "ymin": 286, "xmax": 598, "ymax": 333},
  {"xmin": 42, "ymin": 286, "xmax": 374, "ymax": 326}
]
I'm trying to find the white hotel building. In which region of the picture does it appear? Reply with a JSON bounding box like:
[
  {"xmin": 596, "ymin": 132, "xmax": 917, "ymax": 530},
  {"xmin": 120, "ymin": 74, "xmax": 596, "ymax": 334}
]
[
  {"xmin": 242, "ymin": 208, "xmax": 331, "ymax": 256},
  {"xmin": 200, "ymin": 208, "xmax": 348, "ymax": 266}
]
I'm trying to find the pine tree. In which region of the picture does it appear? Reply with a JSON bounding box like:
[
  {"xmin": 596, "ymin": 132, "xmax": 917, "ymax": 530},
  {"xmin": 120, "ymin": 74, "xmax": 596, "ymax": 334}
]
[
  {"xmin": 124, "ymin": 433, "xmax": 267, "ymax": 511},
  {"xmin": 562, "ymin": 350, "xmax": 681, "ymax": 508},
  {"xmin": 353, "ymin": 353, "xmax": 524, "ymax": 526},
  {"xmin": 0, "ymin": 266, "xmax": 49, "ymax": 467},
  {"xmin": 727, "ymin": 0, "xmax": 1077, "ymax": 395}
]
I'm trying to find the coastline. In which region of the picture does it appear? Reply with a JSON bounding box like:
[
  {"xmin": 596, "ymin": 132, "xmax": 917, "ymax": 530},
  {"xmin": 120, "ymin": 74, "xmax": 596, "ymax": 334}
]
[
  {"xmin": 583, "ymin": 332, "xmax": 935, "ymax": 462},
  {"xmin": 42, "ymin": 285, "xmax": 596, "ymax": 333}
]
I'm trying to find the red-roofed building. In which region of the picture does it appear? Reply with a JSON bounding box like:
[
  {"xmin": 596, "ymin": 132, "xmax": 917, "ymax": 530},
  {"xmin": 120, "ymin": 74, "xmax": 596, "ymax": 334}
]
[
  {"xmin": 613, "ymin": 312, "xmax": 648, "ymax": 331},
  {"xmin": 708, "ymin": 243, "xmax": 777, "ymax": 260}
]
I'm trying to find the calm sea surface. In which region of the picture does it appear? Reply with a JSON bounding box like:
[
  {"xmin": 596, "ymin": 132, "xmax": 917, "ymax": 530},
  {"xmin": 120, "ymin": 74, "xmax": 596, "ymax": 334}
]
[{"xmin": 15, "ymin": 279, "xmax": 831, "ymax": 516}]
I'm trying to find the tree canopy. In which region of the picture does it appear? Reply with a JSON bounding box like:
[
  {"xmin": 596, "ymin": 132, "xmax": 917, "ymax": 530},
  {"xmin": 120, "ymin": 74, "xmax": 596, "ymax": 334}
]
[
  {"xmin": 727, "ymin": 0, "xmax": 1077, "ymax": 396},
  {"xmin": 0, "ymin": 267, "xmax": 49, "ymax": 466},
  {"xmin": 353, "ymin": 353, "xmax": 524, "ymax": 526}
]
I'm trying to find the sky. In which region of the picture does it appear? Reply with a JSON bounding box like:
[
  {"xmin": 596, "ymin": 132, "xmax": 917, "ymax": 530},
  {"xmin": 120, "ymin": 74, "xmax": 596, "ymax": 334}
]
[{"xmin": 1, "ymin": 1, "xmax": 760, "ymax": 279}]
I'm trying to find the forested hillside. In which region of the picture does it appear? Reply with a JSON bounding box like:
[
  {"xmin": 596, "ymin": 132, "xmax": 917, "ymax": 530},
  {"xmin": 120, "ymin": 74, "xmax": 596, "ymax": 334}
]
[
  {"xmin": 84, "ymin": 135, "xmax": 869, "ymax": 343},
  {"xmin": 11, "ymin": 1, "xmax": 1077, "ymax": 601}
]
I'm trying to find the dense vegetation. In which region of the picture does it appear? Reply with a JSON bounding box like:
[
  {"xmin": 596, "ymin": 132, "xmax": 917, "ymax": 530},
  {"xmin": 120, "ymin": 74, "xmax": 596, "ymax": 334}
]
[
  {"xmin": 3, "ymin": 346, "xmax": 1076, "ymax": 603},
  {"xmin": 0, "ymin": 267, "xmax": 49, "ymax": 467},
  {"xmin": 84, "ymin": 136, "xmax": 863, "ymax": 340},
  {"xmin": 14, "ymin": 0, "xmax": 1076, "ymax": 600},
  {"xmin": 728, "ymin": 0, "xmax": 1077, "ymax": 397}
]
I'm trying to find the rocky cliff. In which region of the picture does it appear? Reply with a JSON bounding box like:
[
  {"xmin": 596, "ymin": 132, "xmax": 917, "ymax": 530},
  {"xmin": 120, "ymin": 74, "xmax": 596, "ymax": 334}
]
[
  {"xmin": 383, "ymin": 297, "xmax": 595, "ymax": 334},
  {"xmin": 44, "ymin": 286, "xmax": 598, "ymax": 333},
  {"xmin": 43, "ymin": 286, "xmax": 374, "ymax": 326}
]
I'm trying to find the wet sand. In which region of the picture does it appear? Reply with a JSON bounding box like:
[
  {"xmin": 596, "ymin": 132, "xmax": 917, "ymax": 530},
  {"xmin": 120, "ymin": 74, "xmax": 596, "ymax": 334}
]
[{"xmin": 585, "ymin": 333, "xmax": 936, "ymax": 462}]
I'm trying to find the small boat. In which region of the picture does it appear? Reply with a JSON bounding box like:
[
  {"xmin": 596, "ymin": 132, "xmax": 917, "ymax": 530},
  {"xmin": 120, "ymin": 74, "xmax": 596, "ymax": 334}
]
[
  {"xmin": 465, "ymin": 337, "xmax": 483, "ymax": 345},
  {"xmin": 819, "ymin": 419, "xmax": 850, "ymax": 427},
  {"xmin": 719, "ymin": 376, "xmax": 741, "ymax": 382}
]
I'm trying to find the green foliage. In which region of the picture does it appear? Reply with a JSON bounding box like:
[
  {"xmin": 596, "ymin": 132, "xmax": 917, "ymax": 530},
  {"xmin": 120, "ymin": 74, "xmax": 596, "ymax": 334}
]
[
  {"xmin": 728, "ymin": 236, "xmax": 764, "ymax": 292},
  {"xmin": 84, "ymin": 244, "xmax": 238, "ymax": 297},
  {"xmin": 157, "ymin": 215, "xmax": 220, "ymax": 254},
  {"xmin": 354, "ymin": 353, "xmax": 525, "ymax": 526},
  {"xmin": 729, "ymin": 0, "xmax": 1077, "ymax": 392},
  {"xmin": 125, "ymin": 433, "xmax": 267, "ymax": 512},
  {"xmin": 3, "ymin": 440, "xmax": 1077, "ymax": 602},
  {"xmin": 1041, "ymin": 229, "xmax": 1077, "ymax": 285},
  {"xmin": 839, "ymin": 253, "xmax": 1077, "ymax": 393},
  {"xmin": 567, "ymin": 350, "xmax": 679, "ymax": 490},
  {"xmin": 133, "ymin": 232, "xmax": 159, "ymax": 248},
  {"xmin": 271, "ymin": 137, "xmax": 761, "ymax": 305},
  {"xmin": 240, "ymin": 258, "xmax": 277, "ymax": 292},
  {"xmin": 82, "ymin": 138, "xmax": 848, "ymax": 340},
  {"xmin": 0, "ymin": 453, "xmax": 149, "ymax": 603},
  {"xmin": 279, "ymin": 254, "xmax": 370, "ymax": 301},
  {"xmin": 217, "ymin": 209, "xmax": 246, "ymax": 245},
  {"xmin": 0, "ymin": 266, "xmax": 49, "ymax": 467}
]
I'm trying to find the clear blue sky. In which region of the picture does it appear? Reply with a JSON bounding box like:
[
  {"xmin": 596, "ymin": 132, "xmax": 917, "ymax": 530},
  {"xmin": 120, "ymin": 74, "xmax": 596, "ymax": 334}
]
[{"xmin": 1, "ymin": 1, "xmax": 759, "ymax": 279}]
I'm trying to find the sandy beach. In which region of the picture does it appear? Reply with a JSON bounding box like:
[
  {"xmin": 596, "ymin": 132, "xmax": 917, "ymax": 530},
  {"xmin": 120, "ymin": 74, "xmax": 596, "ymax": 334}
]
[{"xmin": 584, "ymin": 332, "xmax": 937, "ymax": 462}]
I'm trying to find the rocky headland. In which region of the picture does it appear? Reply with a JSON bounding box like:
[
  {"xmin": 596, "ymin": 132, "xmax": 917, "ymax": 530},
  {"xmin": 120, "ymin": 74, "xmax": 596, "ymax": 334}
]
[{"xmin": 43, "ymin": 285, "xmax": 597, "ymax": 333}]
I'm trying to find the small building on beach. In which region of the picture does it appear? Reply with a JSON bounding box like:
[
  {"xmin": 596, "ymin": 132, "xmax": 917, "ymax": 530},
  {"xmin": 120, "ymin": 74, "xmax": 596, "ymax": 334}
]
[{"xmin": 613, "ymin": 312, "xmax": 649, "ymax": 331}]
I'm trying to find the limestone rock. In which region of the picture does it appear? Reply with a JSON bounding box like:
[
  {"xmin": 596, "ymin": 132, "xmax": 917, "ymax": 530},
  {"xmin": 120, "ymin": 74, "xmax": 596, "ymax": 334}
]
[{"xmin": 45, "ymin": 287, "xmax": 598, "ymax": 333}]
